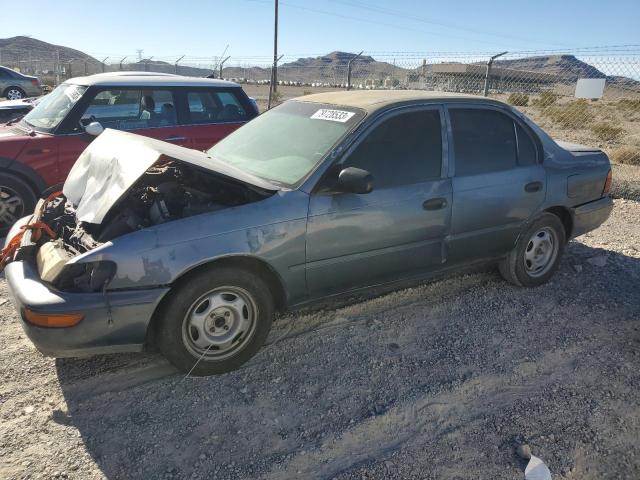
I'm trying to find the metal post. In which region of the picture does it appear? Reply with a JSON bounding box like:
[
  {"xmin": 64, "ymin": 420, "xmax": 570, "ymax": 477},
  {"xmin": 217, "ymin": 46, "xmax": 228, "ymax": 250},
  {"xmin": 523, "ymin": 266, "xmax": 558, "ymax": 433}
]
[
  {"xmin": 119, "ymin": 56, "xmax": 128, "ymax": 71},
  {"xmin": 101, "ymin": 57, "xmax": 109, "ymax": 73},
  {"xmin": 268, "ymin": 0, "xmax": 279, "ymax": 108},
  {"xmin": 347, "ymin": 51, "xmax": 363, "ymax": 90},
  {"xmin": 174, "ymin": 55, "xmax": 185, "ymax": 74},
  {"xmin": 144, "ymin": 56, "xmax": 154, "ymax": 72},
  {"xmin": 483, "ymin": 51, "xmax": 507, "ymax": 97},
  {"xmin": 219, "ymin": 56, "xmax": 230, "ymax": 79},
  {"xmin": 55, "ymin": 50, "xmax": 60, "ymax": 85},
  {"xmin": 268, "ymin": 54, "xmax": 284, "ymax": 110}
]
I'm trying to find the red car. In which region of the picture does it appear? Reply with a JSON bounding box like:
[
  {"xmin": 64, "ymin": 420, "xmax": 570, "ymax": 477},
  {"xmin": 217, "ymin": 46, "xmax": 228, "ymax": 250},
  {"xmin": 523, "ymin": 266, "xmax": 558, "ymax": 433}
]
[{"xmin": 0, "ymin": 72, "xmax": 258, "ymax": 233}]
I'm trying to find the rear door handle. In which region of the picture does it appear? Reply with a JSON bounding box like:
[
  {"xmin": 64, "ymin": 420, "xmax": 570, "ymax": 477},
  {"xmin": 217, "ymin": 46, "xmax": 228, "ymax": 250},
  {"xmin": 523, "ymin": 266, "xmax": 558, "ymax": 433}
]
[
  {"xmin": 525, "ymin": 181, "xmax": 543, "ymax": 193},
  {"xmin": 423, "ymin": 198, "xmax": 448, "ymax": 210},
  {"xmin": 163, "ymin": 136, "xmax": 187, "ymax": 142}
]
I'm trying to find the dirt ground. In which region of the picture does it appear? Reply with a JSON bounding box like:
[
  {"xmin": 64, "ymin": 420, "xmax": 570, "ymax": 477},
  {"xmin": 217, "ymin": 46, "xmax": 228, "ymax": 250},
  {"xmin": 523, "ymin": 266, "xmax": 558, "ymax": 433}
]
[{"xmin": 0, "ymin": 199, "xmax": 638, "ymax": 480}]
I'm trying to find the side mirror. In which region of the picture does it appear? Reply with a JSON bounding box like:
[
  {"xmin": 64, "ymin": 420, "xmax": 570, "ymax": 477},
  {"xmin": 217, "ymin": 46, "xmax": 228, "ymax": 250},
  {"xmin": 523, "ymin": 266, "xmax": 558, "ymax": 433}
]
[
  {"xmin": 337, "ymin": 167, "xmax": 373, "ymax": 194},
  {"xmin": 84, "ymin": 121, "xmax": 104, "ymax": 136}
]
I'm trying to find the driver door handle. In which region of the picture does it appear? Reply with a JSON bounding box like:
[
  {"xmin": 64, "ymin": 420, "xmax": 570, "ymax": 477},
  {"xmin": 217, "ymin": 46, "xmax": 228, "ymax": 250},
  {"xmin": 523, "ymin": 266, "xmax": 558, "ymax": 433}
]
[
  {"xmin": 423, "ymin": 198, "xmax": 448, "ymax": 210},
  {"xmin": 163, "ymin": 136, "xmax": 187, "ymax": 142}
]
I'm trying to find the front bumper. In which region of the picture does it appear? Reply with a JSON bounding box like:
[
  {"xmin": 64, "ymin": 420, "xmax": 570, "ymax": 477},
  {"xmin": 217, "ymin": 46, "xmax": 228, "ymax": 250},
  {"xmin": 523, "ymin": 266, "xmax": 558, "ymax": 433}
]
[
  {"xmin": 5, "ymin": 258, "xmax": 170, "ymax": 358},
  {"xmin": 572, "ymin": 196, "xmax": 614, "ymax": 238}
]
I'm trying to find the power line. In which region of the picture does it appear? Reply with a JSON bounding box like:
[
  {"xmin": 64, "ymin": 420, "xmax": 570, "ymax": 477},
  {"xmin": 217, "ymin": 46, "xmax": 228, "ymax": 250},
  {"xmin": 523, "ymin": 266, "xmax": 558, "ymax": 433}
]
[
  {"xmin": 327, "ymin": 0, "xmax": 568, "ymax": 48},
  {"xmin": 242, "ymin": 0, "xmax": 516, "ymax": 47}
]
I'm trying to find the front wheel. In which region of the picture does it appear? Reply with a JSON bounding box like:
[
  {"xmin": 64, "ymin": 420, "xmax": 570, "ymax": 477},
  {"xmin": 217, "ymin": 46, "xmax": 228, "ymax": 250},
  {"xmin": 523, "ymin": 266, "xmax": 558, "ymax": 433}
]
[
  {"xmin": 499, "ymin": 213, "xmax": 565, "ymax": 287},
  {"xmin": 156, "ymin": 266, "xmax": 274, "ymax": 376},
  {"xmin": 3, "ymin": 87, "xmax": 26, "ymax": 100},
  {"xmin": 0, "ymin": 173, "xmax": 37, "ymax": 236}
]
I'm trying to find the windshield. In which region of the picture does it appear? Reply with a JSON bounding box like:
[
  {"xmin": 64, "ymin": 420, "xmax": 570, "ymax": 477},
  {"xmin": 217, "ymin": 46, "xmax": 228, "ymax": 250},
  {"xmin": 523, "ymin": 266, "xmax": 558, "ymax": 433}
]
[
  {"xmin": 22, "ymin": 83, "xmax": 86, "ymax": 132},
  {"xmin": 207, "ymin": 101, "xmax": 365, "ymax": 186}
]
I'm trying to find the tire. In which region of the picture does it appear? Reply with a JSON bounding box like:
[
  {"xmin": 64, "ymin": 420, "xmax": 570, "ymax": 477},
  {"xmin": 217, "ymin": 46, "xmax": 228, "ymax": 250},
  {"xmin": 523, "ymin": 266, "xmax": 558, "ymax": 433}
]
[
  {"xmin": 498, "ymin": 212, "xmax": 565, "ymax": 287},
  {"xmin": 0, "ymin": 173, "xmax": 38, "ymax": 236},
  {"xmin": 156, "ymin": 266, "xmax": 274, "ymax": 376},
  {"xmin": 3, "ymin": 87, "xmax": 26, "ymax": 100}
]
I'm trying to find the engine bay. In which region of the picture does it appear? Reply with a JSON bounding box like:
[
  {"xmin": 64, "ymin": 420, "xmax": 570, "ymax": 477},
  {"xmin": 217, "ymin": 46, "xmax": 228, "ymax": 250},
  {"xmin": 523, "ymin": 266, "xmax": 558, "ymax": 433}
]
[{"xmin": 40, "ymin": 159, "xmax": 272, "ymax": 256}]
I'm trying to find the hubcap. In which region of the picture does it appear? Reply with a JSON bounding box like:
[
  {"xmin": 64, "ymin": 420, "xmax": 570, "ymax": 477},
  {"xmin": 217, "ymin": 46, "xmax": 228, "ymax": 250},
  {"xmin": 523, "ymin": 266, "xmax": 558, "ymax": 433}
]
[
  {"xmin": 0, "ymin": 187, "xmax": 24, "ymax": 228},
  {"xmin": 523, "ymin": 227, "xmax": 558, "ymax": 277},
  {"xmin": 181, "ymin": 287, "xmax": 257, "ymax": 360},
  {"xmin": 6, "ymin": 89, "xmax": 23, "ymax": 100}
]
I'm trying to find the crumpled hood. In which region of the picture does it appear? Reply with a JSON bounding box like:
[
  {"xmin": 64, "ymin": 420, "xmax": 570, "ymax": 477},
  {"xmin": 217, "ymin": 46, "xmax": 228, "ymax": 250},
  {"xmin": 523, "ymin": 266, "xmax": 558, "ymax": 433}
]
[
  {"xmin": 0, "ymin": 124, "xmax": 31, "ymax": 159},
  {"xmin": 63, "ymin": 129, "xmax": 279, "ymax": 224}
]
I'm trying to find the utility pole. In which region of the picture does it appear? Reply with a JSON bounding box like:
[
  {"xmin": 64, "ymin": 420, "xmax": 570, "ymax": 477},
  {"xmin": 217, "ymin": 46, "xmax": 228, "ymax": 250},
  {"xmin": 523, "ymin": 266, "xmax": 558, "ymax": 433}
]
[
  {"xmin": 219, "ymin": 56, "xmax": 230, "ymax": 79},
  {"xmin": 174, "ymin": 55, "xmax": 185, "ymax": 74},
  {"xmin": 347, "ymin": 51, "xmax": 363, "ymax": 90},
  {"xmin": 136, "ymin": 49, "xmax": 143, "ymax": 62},
  {"xmin": 483, "ymin": 51, "xmax": 507, "ymax": 97},
  {"xmin": 269, "ymin": 0, "xmax": 279, "ymax": 104},
  {"xmin": 268, "ymin": 54, "xmax": 283, "ymax": 109}
]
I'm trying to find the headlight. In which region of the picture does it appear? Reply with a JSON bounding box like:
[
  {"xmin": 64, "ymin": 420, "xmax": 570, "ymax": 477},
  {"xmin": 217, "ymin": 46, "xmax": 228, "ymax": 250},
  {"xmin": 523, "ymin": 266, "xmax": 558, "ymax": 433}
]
[{"xmin": 53, "ymin": 261, "xmax": 117, "ymax": 293}]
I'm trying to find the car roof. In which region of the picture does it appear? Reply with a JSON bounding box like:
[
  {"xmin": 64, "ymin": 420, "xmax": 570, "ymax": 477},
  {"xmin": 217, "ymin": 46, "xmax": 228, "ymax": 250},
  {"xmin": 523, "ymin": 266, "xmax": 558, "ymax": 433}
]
[
  {"xmin": 65, "ymin": 72, "xmax": 240, "ymax": 88},
  {"xmin": 294, "ymin": 90, "xmax": 501, "ymax": 113}
]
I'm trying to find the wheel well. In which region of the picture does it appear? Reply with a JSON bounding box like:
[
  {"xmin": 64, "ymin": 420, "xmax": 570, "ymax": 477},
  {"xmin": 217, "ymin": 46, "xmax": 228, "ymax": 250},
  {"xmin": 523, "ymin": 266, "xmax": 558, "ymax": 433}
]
[
  {"xmin": 0, "ymin": 165, "xmax": 46, "ymax": 196},
  {"xmin": 145, "ymin": 256, "xmax": 287, "ymax": 348},
  {"xmin": 3, "ymin": 86, "xmax": 25, "ymax": 95},
  {"xmin": 545, "ymin": 206, "xmax": 573, "ymax": 240}
]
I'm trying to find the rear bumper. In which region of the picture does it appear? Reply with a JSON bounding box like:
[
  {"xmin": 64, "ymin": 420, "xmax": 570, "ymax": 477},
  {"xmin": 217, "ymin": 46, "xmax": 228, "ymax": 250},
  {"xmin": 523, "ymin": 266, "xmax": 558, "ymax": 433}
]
[
  {"xmin": 5, "ymin": 258, "xmax": 169, "ymax": 358},
  {"xmin": 571, "ymin": 196, "xmax": 613, "ymax": 238}
]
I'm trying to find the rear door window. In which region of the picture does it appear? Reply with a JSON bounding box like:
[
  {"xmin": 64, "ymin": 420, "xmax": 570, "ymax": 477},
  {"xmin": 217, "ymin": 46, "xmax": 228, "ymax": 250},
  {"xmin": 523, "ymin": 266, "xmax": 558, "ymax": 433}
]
[
  {"xmin": 82, "ymin": 89, "xmax": 177, "ymax": 129},
  {"xmin": 186, "ymin": 89, "xmax": 248, "ymax": 124},
  {"xmin": 449, "ymin": 108, "xmax": 517, "ymax": 176}
]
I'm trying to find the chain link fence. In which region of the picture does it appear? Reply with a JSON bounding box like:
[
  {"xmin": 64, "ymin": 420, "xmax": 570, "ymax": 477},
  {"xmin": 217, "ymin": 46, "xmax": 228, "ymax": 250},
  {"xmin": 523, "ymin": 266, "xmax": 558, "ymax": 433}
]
[{"xmin": 2, "ymin": 48, "xmax": 639, "ymax": 198}]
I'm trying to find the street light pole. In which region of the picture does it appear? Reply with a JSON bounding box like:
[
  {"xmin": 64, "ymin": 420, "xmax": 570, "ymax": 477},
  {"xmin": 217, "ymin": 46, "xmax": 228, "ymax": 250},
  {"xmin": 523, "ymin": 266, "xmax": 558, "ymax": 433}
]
[
  {"xmin": 483, "ymin": 51, "xmax": 507, "ymax": 97},
  {"xmin": 268, "ymin": 0, "xmax": 279, "ymax": 109}
]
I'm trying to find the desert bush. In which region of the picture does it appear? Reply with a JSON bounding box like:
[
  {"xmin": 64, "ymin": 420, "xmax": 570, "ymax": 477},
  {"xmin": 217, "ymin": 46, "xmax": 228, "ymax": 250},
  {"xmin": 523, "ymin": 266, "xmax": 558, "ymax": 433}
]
[
  {"xmin": 545, "ymin": 100, "xmax": 593, "ymax": 129},
  {"xmin": 609, "ymin": 145, "xmax": 640, "ymax": 165},
  {"xmin": 533, "ymin": 91, "xmax": 559, "ymax": 107},
  {"xmin": 590, "ymin": 122, "xmax": 626, "ymax": 142},
  {"xmin": 507, "ymin": 93, "xmax": 529, "ymax": 106},
  {"xmin": 270, "ymin": 90, "xmax": 284, "ymax": 104},
  {"xmin": 303, "ymin": 90, "xmax": 313, "ymax": 95},
  {"xmin": 616, "ymin": 98, "xmax": 640, "ymax": 111}
]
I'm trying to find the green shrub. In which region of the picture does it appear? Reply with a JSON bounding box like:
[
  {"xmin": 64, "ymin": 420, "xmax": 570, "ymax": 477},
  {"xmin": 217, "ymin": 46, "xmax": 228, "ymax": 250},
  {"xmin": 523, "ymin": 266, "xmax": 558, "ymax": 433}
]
[
  {"xmin": 590, "ymin": 122, "xmax": 626, "ymax": 142},
  {"xmin": 545, "ymin": 100, "xmax": 593, "ymax": 129},
  {"xmin": 507, "ymin": 93, "xmax": 529, "ymax": 106},
  {"xmin": 609, "ymin": 145, "xmax": 640, "ymax": 165},
  {"xmin": 533, "ymin": 91, "xmax": 559, "ymax": 107}
]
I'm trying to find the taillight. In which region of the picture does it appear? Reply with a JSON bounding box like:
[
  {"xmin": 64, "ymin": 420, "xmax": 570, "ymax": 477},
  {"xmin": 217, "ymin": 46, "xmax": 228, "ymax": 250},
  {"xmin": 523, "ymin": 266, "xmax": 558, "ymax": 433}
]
[
  {"xmin": 602, "ymin": 169, "xmax": 612, "ymax": 196},
  {"xmin": 31, "ymin": 79, "xmax": 39, "ymax": 86}
]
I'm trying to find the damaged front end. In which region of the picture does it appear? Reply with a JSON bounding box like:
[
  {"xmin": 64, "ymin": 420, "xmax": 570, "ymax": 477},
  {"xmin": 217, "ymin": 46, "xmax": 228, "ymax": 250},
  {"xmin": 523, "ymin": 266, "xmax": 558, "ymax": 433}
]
[{"xmin": 4, "ymin": 129, "xmax": 277, "ymax": 293}]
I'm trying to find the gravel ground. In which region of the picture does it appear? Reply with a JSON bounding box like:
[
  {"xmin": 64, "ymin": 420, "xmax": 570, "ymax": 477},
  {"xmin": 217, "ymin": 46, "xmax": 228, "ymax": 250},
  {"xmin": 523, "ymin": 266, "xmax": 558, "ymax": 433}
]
[{"xmin": 0, "ymin": 199, "xmax": 639, "ymax": 480}]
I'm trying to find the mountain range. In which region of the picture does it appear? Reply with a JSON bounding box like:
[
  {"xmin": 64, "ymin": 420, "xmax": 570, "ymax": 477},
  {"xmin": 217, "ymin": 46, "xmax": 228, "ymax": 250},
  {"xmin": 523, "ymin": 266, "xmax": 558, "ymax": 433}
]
[{"xmin": 0, "ymin": 36, "xmax": 636, "ymax": 90}]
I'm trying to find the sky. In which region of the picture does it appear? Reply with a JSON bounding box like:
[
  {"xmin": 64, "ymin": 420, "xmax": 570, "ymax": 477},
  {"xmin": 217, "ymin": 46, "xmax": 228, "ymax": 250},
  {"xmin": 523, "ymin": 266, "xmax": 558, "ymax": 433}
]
[{"xmin": 2, "ymin": 0, "xmax": 639, "ymax": 64}]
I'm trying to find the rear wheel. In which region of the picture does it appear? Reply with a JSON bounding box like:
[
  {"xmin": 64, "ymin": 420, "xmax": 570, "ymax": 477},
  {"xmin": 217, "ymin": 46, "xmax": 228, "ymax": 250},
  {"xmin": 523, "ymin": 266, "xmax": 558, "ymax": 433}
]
[
  {"xmin": 156, "ymin": 266, "xmax": 274, "ymax": 376},
  {"xmin": 3, "ymin": 87, "xmax": 26, "ymax": 100},
  {"xmin": 499, "ymin": 213, "xmax": 565, "ymax": 287},
  {"xmin": 0, "ymin": 173, "xmax": 37, "ymax": 236}
]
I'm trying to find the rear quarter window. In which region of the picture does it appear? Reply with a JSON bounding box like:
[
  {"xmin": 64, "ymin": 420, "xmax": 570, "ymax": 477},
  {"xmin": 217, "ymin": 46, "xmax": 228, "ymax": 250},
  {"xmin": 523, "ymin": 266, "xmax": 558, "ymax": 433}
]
[{"xmin": 185, "ymin": 89, "xmax": 249, "ymax": 124}]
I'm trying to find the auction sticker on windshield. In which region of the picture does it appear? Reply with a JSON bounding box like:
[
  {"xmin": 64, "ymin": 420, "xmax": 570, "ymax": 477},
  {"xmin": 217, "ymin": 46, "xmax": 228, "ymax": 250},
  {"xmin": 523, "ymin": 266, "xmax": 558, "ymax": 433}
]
[{"xmin": 310, "ymin": 109, "xmax": 356, "ymax": 123}]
